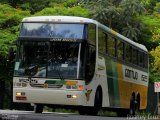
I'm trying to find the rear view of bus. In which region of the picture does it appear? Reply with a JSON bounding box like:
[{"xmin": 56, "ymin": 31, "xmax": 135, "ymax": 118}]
[{"xmin": 13, "ymin": 16, "xmax": 97, "ymax": 114}]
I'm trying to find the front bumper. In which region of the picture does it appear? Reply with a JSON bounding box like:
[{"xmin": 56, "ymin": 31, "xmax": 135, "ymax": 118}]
[{"xmin": 13, "ymin": 88, "xmax": 86, "ymax": 106}]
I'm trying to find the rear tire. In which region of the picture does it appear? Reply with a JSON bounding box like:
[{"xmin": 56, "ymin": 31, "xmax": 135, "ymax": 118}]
[
  {"xmin": 117, "ymin": 109, "xmax": 129, "ymax": 117},
  {"xmin": 130, "ymin": 96, "xmax": 139, "ymax": 116},
  {"xmin": 78, "ymin": 108, "xmax": 86, "ymax": 115},
  {"xmin": 34, "ymin": 104, "xmax": 43, "ymax": 113}
]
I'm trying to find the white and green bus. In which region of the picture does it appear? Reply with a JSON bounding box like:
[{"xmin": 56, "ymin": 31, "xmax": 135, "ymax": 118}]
[{"xmin": 13, "ymin": 16, "xmax": 149, "ymax": 115}]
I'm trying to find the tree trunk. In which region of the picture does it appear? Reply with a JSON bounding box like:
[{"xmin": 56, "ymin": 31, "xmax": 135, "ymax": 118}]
[{"xmin": 0, "ymin": 80, "xmax": 5, "ymax": 109}]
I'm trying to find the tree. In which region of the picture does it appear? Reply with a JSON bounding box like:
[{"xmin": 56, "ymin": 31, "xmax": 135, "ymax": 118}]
[
  {"xmin": 153, "ymin": 2, "xmax": 160, "ymax": 18},
  {"xmin": 0, "ymin": 4, "xmax": 30, "ymax": 57},
  {"xmin": 0, "ymin": 4, "xmax": 30, "ymax": 109},
  {"xmin": 88, "ymin": 0, "xmax": 120, "ymax": 27},
  {"xmin": 87, "ymin": 0, "xmax": 145, "ymax": 41},
  {"xmin": 150, "ymin": 46, "xmax": 160, "ymax": 82},
  {"xmin": 35, "ymin": 4, "xmax": 90, "ymax": 17},
  {"xmin": 140, "ymin": 0, "xmax": 159, "ymax": 13}
]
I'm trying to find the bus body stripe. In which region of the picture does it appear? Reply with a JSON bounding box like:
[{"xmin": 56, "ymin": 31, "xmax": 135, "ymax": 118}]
[
  {"xmin": 111, "ymin": 61, "xmax": 120, "ymax": 107},
  {"xmin": 117, "ymin": 63, "xmax": 126, "ymax": 108},
  {"xmin": 106, "ymin": 58, "xmax": 120, "ymax": 107},
  {"xmin": 106, "ymin": 58, "xmax": 114, "ymax": 106}
]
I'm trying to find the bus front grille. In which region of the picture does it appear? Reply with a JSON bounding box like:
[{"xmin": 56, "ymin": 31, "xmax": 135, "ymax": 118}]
[{"xmin": 30, "ymin": 84, "xmax": 63, "ymax": 88}]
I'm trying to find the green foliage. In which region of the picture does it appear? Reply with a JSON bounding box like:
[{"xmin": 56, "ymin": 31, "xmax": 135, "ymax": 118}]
[
  {"xmin": 140, "ymin": 15, "xmax": 160, "ymax": 27},
  {"xmin": 122, "ymin": 25, "xmax": 141, "ymax": 41},
  {"xmin": 88, "ymin": 0, "xmax": 145, "ymax": 41},
  {"xmin": 35, "ymin": 6, "xmax": 90, "ymax": 17},
  {"xmin": 88, "ymin": 0, "xmax": 120, "ymax": 27},
  {"xmin": 139, "ymin": 14, "xmax": 160, "ymax": 82},
  {"xmin": 120, "ymin": 0, "xmax": 145, "ymax": 16},
  {"xmin": 154, "ymin": 2, "xmax": 160, "ymax": 13},
  {"xmin": 0, "ymin": 4, "xmax": 30, "ymax": 58},
  {"xmin": 150, "ymin": 46, "xmax": 160, "ymax": 82},
  {"xmin": 150, "ymin": 46, "xmax": 160, "ymax": 71},
  {"xmin": 63, "ymin": 0, "xmax": 78, "ymax": 7},
  {"xmin": 140, "ymin": 0, "xmax": 159, "ymax": 13},
  {"xmin": 0, "ymin": 4, "xmax": 30, "ymax": 109}
]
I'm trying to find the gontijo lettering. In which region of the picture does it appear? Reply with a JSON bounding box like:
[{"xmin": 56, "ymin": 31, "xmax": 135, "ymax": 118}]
[{"xmin": 125, "ymin": 69, "xmax": 138, "ymax": 80}]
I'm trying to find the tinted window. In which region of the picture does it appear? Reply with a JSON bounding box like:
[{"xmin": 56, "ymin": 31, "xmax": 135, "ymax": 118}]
[
  {"xmin": 138, "ymin": 51, "xmax": 144, "ymax": 67},
  {"xmin": 132, "ymin": 48, "xmax": 138, "ymax": 65},
  {"xmin": 85, "ymin": 44, "xmax": 96, "ymax": 84},
  {"xmin": 20, "ymin": 23, "xmax": 85, "ymax": 39},
  {"xmin": 117, "ymin": 40, "xmax": 124, "ymax": 60},
  {"xmin": 98, "ymin": 28, "xmax": 106, "ymax": 53},
  {"xmin": 125, "ymin": 44, "xmax": 132, "ymax": 62},
  {"xmin": 88, "ymin": 24, "xmax": 96, "ymax": 45},
  {"xmin": 108, "ymin": 35, "xmax": 116, "ymax": 57},
  {"xmin": 144, "ymin": 53, "xmax": 148, "ymax": 69}
]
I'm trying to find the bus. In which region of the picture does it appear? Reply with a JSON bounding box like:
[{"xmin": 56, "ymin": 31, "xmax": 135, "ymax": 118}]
[{"xmin": 13, "ymin": 16, "xmax": 149, "ymax": 116}]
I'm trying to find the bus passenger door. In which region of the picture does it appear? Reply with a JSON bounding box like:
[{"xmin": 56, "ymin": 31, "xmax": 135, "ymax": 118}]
[
  {"xmin": 96, "ymin": 55, "xmax": 110, "ymax": 107},
  {"xmin": 85, "ymin": 44, "xmax": 96, "ymax": 84}
]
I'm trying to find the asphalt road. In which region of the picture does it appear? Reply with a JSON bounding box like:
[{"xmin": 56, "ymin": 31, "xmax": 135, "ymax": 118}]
[{"xmin": 0, "ymin": 110, "xmax": 159, "ymax": 120}]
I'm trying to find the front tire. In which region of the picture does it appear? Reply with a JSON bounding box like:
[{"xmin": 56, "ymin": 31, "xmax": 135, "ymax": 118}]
[
  {"xmin": 34, "ymin": 104, "xmax": 43, "ymax": 113},
  {"xmin": 78, "ymin": 89, "xmax": 102, "ymax": 116}
]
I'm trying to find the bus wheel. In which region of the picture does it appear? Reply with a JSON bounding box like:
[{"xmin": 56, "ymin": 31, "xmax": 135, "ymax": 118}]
[
  {"xmin": 78, "ymin": 107, "xmax": 87, "ymax": 115},
  {"xmin": 129, "ymin": 96, "xmax": 139, "ymax": 116},
  {"xmin": 90, "ymin": 89, "xmax": 102, "ymax": 115},
  {"xmin": 117, "ymin": 109, "xmax": 128, "ymax": 117},
  {"xmin": 78, "ymin": 89, "xmax": 102, "ymax": 116},
  {"xmin": 34, "ymin": 104, "xmax": 43, "ymax": 113}
]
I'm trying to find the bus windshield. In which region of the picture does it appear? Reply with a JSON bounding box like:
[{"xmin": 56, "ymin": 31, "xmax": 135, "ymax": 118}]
[
  {"xmin": 14, "ymin": 41, "xmax": 85, "ymax": 79},
  {"xmin": 20, "ymin": 23, "xmax": 85, "ymax": 39}
]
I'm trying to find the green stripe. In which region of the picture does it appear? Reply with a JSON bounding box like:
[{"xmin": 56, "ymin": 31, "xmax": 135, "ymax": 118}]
[
  {"xmin": 45, "ymin": 80, "xmax": 66, "ymax": 85},
  {"xmin": 111, "ymin": 61, "xmax": 120, "ymax": 107},
  {"xmin": 106, "ymin": 57, "xmax": 120, "ymax": 107}
]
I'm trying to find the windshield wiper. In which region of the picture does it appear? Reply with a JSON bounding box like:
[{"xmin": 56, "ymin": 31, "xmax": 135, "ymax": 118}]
[{"xmin": 55, "ymin": 65, "xmax": 64, "ymax": 81}]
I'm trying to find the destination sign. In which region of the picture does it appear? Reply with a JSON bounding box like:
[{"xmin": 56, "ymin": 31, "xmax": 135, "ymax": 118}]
[{"xmin": 50, "ymin": 38, "xmax": 82, "ymax": 42}]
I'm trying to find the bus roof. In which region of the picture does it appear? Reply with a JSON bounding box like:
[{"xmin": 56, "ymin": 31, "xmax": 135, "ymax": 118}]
[
  {"xmin": 22, "ymin": 16, "xmax": 148, "ymax": 52},
  {"xmin": 22, "ymin": 16, "xmax": 95, "ymax": 23}
]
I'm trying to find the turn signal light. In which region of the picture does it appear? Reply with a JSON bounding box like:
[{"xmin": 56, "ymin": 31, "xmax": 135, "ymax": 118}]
[
  {"xmin": 66, "ymin": 81, "xmax": 77, "ymax": 85},
  {"xmin": 78, "ymin": 85, "xmax": 84, "ymax": 91}
]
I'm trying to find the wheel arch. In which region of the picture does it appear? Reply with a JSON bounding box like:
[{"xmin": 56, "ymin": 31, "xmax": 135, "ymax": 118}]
[
  {"xmin": 95, "ymin": 85, "xmax": 103, "ymax": 106},
  {"xmin": 136, "ymin": 92, "xmax": 140, "ymax": 110}
]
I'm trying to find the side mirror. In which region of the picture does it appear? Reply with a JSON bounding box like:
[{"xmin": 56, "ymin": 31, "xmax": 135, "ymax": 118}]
[{"xmin": 7, "ymin": 47, "xmax": 15, "ymax": 62}]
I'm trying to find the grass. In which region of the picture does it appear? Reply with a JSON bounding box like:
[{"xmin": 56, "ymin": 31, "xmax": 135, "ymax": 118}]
[{"xmin": 43, "ymin": 106, "xmax": 117, "ymax": 116}]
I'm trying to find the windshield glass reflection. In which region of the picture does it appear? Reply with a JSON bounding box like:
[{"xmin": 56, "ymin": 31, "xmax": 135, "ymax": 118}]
[
  {"xmin": 14, "ymin": 41, "xmax": 85, "ymax": 79},
  {"xmin": 48, "ymin": 42, "xmax": 79, "ymax": 79},
  {"xmin": 14, "ymin": 42, "xmax": 48, "ymax": 77},
  {"xmin": 20, "ymin": 23, "xmax": 84, "ymax": 39}
]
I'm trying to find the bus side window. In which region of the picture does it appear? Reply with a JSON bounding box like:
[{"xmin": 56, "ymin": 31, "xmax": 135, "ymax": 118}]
[
  {"xmin": 98, "ymin": 28, "xmax": 106, "ymax": 53},
  {"xmin": 144, "ymin": 53, "xmax": 148, "ymax": 69},
  {"xmin": 88, "ymin": 24, "xmax": 96, "ymax": 45},
  {"xmin": 117, "ymin": 40, "xmax": 124, "ymax": 60},
  {"xmin": 85, "ymin": 44, "xmax": 96, "ymax": 84},
  {"xmin": 125, "ymin": 44, "xmax": 132, "ymax": 63},
  {"xmin": 107, "ymin": 35, "xmax": 116, "ymax": 57},
  {"xmin": 132, "ymin": 48, "xmax": 138, "ymax": 65},
  {"xmin": 138, "ymin": 51, "xmax": 144, "ymax": 67}
]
